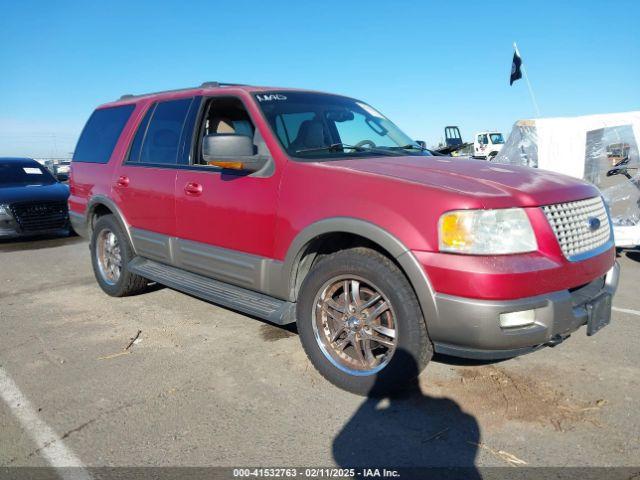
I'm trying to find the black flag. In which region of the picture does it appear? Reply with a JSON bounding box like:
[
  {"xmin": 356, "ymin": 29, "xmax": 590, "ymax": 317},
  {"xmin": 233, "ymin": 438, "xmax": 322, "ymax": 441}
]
[{"xmin": 510, "ymin": 49, "xmax": 522, "ymax": 85}]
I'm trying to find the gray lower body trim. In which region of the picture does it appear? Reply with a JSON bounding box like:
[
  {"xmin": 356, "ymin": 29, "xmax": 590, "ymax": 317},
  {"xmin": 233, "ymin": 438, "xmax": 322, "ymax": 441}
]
[
  {"xmin": 128, "ymin": 257, "xmax": 295, "ymax": 325},
  {"xmin": 130, "ymin": 228, "xmax": 171, "ymax": 263},
  {"xmin": 129, "ymin": 227, "xmax": 286, "ymax": 298},
  {"xmin": 433, "ymin": 342, "xmax": 545, "ymax": 360},
  {"xmin": 425, "ymin": 262, "xmax": 620, "ymax": 359}
]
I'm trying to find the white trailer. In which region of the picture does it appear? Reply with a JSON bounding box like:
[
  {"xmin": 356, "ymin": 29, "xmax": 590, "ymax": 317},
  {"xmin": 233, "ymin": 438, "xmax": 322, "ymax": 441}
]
[{"xmin": 495, "ymin": 111, "xmax": 640, "ymax": 247}]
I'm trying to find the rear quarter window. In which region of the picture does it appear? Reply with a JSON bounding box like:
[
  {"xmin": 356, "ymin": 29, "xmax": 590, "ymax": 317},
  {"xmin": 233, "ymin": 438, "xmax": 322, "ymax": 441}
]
[{"xmin": 73, "ymin": 104, "xmax": 135, "ymax": 163}]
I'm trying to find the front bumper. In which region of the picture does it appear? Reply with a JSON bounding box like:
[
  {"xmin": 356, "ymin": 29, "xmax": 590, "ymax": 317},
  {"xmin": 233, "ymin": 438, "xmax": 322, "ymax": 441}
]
[
  {"xmin": 0, "ymin": 225, "xmax": 70, "ymax": 239},
  {"xmin": 429, "ymin": 262, "xmax": 620, "ymax": 359},
  {"xmin": 69, "ymin": 210, "xmax": 89, "ymax": 238},
  {"xmin": 613, "ymin": 224, "xmax": 640, "ymax": 248}
]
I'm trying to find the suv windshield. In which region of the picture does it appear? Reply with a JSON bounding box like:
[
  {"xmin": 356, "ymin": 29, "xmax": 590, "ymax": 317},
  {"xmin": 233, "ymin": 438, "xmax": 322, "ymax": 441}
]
[
  {"xmin": 489, "ymin": 133, "xmax": 505, "ymax": 144},
  {"xmin": 254, "ymin": 92, "xmax": 427, "ymax": 160},
  {"xmin": 0, "ymin": 161, "xmax": 56, "ymax": 187}
]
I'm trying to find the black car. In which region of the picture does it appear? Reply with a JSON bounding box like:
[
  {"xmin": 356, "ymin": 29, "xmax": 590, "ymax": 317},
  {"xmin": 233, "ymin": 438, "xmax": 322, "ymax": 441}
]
[{"xmin": 0, "ymin": 157, "xmax": 70, "ymax": 238}]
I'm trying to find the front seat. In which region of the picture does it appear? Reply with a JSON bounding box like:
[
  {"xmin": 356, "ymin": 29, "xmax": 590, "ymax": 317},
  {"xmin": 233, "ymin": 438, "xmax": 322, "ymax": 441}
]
[
  {"xmin": 210, "ymin": 117, "xmax": 254, "ymax": 137},
  {"xmin": 290, "ymin": 120, "xmax": 329, "ymax": 151},
  {"xmin": 211, "ymin": 117, "xmax": 236, "ymax": 134}
]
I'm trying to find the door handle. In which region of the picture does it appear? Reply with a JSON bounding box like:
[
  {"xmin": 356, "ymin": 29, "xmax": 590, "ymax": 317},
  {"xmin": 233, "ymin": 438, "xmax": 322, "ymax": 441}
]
[
  {"xmin": 184, "ymin": 182, "xmax": 203, "ymax": 196},
  {"xmin": 116, "ymin": 175, "xmax": 129, "ymax": 187}
]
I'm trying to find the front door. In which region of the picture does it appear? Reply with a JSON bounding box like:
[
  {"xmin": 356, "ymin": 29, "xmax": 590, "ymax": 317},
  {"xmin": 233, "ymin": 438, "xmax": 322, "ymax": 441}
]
[
  {"xmin": 174, "ymin": 95, "xmax": 281, "ymax": 290},
  {"xmin": 475, "ymin": 133, "xmax": 488, "ymax": 157}
]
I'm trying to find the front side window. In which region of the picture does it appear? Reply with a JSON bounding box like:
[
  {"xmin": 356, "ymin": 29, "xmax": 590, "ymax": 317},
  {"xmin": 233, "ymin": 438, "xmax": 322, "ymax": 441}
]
[
  {"xmin": 137, "ymin": 98, "xmax": 193, "ymax": 165},
  {"xmin": 194, "ymin": 96, "xmax": 261, "ymax": 167},
  {"xmin": 254, "ymin": 92, "xmax": 426, "ymax": 160},
  {"xmin": 73, "ymin": 104, "xmax": 135, "ymax": 163},
  {"xmin": 478, "ymin": 134, "xmax": 488, "ymax": 144},
  {"xmin": 489, "ymin": 133, "xmax": 505, "ymax": 144}
]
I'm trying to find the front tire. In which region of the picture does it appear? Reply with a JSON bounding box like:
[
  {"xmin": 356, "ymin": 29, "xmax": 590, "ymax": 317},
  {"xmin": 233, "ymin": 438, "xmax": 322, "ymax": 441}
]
[
  {"xmin": 296, "ymin": 247, "xmax": 432, "ymax": 396},
  {"xmin": 90, "ymin": 214, "xmax": 148, "ymax": 297}
]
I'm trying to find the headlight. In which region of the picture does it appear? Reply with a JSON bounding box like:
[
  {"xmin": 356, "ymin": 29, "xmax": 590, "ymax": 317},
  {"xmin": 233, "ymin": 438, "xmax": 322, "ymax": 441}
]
[
  {"xmin": 0, "ymin": 204, "xmax": 10, "ymax": 217},
  {"xmin": 438, "ymin": 208, "xmax": 537, "ymax": 254}
]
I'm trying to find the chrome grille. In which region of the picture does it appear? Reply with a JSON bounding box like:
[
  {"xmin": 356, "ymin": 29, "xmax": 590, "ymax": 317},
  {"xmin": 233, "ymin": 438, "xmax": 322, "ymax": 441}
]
[{"xmin": 542, "ymin": 197, "xmax": 611, "ymax": 260}]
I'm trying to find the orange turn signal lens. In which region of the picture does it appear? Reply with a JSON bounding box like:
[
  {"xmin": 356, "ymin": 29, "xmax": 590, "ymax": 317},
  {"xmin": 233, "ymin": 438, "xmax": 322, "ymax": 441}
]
[
  {"xmin": 439, "ymin": 212, "xmax": 472, "ymax": 249},
  {"xmin": 207, "ymin": 161, "xmax": 244, "ymax": 170}
]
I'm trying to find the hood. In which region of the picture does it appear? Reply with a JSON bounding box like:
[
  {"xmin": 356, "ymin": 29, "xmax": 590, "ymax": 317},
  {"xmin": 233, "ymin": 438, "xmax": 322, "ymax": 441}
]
[
  {"xmin": 323, "ymin": 156, "xmax": 599, "ymax": 208},
  {"xmin": 0, "ymin": 182, "xmax": 69, "ymax": 205}
]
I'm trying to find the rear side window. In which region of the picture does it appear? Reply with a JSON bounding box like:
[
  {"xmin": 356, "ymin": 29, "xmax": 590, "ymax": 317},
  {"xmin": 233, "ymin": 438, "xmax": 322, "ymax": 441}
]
[
  {"xmin": 138, "ymin": 98, "xmax": 193, "ymax": 165},
  {"xmin": 73, "ymin": 105, "xmax": 135, "ymax": 163},
  {"xmin": 127, "ymin": 106, "xmax": 154, "ymax": 163}
]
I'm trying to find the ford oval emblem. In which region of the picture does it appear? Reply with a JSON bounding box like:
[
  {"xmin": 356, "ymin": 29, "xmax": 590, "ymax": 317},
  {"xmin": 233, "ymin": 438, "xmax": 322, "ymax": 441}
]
[{"xmin": 588, "ymin": 217, "xmax": 601, "ymax": 231}]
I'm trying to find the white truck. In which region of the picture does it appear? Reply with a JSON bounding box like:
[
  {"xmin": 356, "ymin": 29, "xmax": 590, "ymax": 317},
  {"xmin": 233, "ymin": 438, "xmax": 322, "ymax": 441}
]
[{"xmin": 473, "ymin": 131, "xmax": 505, "ymax": 161}]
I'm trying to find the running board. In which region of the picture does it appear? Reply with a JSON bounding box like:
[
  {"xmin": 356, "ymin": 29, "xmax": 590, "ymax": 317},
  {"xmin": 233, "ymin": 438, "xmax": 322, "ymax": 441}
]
[{"xmin": 128, "ymin": 257, "xmax": 296, "ymax": 325}]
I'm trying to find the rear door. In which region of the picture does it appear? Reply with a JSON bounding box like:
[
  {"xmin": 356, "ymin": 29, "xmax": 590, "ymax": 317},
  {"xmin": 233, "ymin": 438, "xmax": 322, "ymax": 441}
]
[{"xmin": 112, "ymin": 96, "xmax": 196, "ymax": 263}]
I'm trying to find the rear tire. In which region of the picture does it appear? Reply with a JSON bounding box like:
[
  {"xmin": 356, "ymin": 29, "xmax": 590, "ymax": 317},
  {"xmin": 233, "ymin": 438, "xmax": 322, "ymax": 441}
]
[
  {"xmin": 90, "ymin": 214, "xmax": 148, "ymax": 297},
  {"xmin": 296, "ymin": 247, "xmax": 432, "ymax": 396}
]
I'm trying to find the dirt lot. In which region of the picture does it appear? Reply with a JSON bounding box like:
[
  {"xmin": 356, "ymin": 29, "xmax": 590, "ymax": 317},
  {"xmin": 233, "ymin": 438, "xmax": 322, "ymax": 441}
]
[{"xmin": 0, "ymin": 234, "xmax": 639, "ymax": 472}]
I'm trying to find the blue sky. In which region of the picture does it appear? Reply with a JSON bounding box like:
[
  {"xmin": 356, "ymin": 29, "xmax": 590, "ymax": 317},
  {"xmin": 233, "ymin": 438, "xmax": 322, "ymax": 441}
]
[{"xmin": 1, "ymin": 0, "xmax": 638, "ymax": 158}]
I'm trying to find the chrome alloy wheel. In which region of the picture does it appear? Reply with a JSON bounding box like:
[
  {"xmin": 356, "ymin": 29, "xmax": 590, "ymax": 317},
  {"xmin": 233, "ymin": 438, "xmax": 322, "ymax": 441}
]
[
  {"xmin": 312, "ymin": 275, "xmax": 398, "ymax": 376},
  {"xmin": 96, "ymin": 229, "xmax": 122, "ymax": 285}
]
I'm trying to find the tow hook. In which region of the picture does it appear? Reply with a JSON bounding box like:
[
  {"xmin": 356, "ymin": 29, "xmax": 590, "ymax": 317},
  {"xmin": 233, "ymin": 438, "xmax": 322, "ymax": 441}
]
[{"xmin": 545, "ymin": 334, "xmax": 568, "ymax": 347}]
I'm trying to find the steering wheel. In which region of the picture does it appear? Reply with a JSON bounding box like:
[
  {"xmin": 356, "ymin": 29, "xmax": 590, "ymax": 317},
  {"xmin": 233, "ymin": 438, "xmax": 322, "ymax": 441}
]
[{"xmin": 354, "ymin": 140, "xmax": 376, "ymax": 149}]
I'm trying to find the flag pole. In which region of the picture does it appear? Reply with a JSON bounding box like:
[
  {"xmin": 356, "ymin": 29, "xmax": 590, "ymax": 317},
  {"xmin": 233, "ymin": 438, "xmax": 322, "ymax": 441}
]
[{"xmin": 513, "ymin": 42, "xmax": 541, "ymax": 118}]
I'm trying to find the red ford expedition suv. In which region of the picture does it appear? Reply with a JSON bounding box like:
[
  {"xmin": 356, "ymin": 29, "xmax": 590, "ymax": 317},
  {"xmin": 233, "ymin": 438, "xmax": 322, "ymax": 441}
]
[{"xmin": 69, "ymin": 82, "xmax": 619, "ymax": 395}]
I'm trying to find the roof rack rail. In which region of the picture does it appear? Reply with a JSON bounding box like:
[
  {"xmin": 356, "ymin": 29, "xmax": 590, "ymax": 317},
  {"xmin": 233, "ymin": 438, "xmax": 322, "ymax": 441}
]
[
  {"xmin": 118, "ymin": 82, "xmax": 250, "ymax": 101},
  {"xmin": 200, "ymin": 81, "xmax": 250, "ymax": 88}
]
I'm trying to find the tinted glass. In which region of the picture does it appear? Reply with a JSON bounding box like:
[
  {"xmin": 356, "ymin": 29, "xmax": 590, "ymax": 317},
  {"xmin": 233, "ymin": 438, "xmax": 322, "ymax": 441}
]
[
  {"xmin": 0, "ymin": 161, "xmax": 56, "ymax": 186},
  {"xmin": 73, "ymin": 105, "xmax": 135, "ymax": 163},
  {"xmin": 333, "ymin": 111, "xmax": 386, "ymax": 146},
  {"xmin": 178, "ymin": 97, "xmax": 200, "ymax": 165},
  {"xmin": 139, "ymin": 98, "xmax": 193, "ymax": 165},
  {"xmin": 127, "ymin": 105, "xmax": 154, "ymax": 163},
  {"xmin": 255, "ymin": 92, "xmax": 424, "ymax": 160},
  {"xmin": 275, "ymin": 112, "xmax": 315, "ymax": 148}
]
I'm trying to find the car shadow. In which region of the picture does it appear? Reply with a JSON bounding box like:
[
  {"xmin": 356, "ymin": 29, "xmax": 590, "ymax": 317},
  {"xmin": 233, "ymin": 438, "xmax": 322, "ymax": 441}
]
[
  {"xmin": 0, "ymin": 230, "xmax": 83, "ymax": 252},
  {"xmin": 332, "ymin": 349, "xmax": 481, "ymax": 478},
  {"xmin": 432, "ymin": 352, "xmax": 508, "ymax": 367},
  {"xmin": 616, "ymin": 245, "xmax": 640, "ymax": 260},
  {"xmin": 624, "ymin": 249, "xmax": 640, "ymax": 263}
]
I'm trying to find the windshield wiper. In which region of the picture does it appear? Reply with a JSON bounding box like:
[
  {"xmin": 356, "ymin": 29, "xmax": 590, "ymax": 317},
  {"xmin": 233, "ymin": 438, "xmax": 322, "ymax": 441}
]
[
  {"xmin": 397, "ymin": 144, "xmax": 426, "ymax": 151},
  {"xmin": 295, "ymin": 143, "xmax": 403, "ymax": 156},
  {"xmin": 294, "ymin": 143, "xmax": 361, "ymax": 154},
  {"xmin": 379, "ymin": 144, "xmax": 435, "ymax": 155}
]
